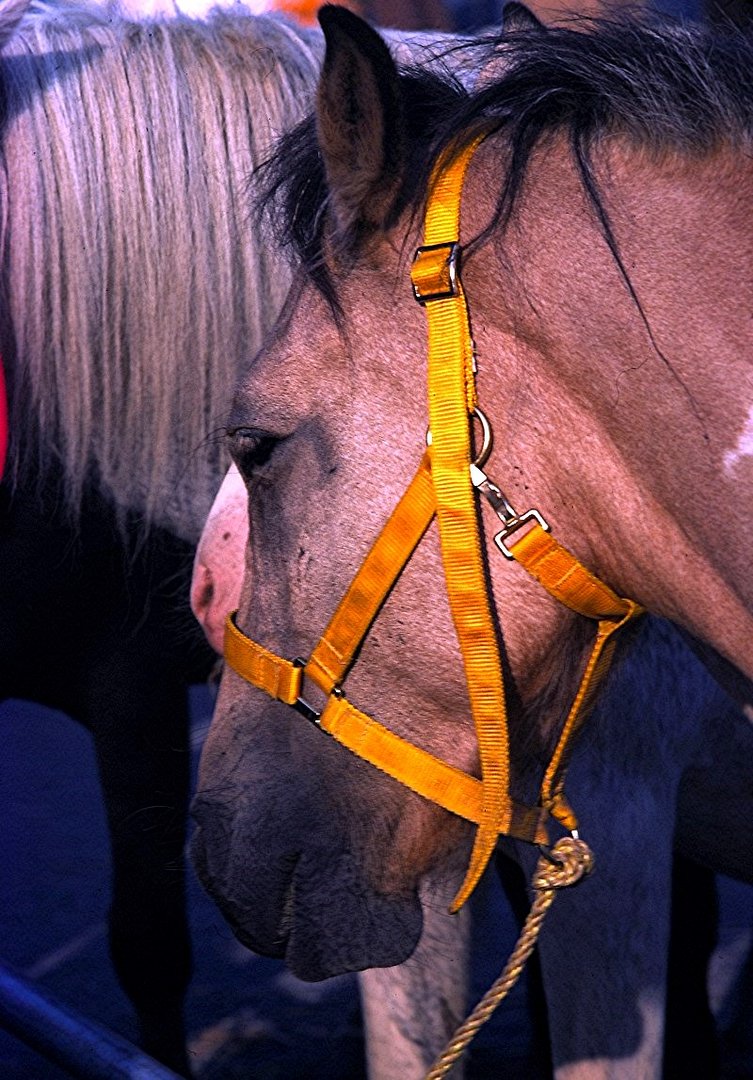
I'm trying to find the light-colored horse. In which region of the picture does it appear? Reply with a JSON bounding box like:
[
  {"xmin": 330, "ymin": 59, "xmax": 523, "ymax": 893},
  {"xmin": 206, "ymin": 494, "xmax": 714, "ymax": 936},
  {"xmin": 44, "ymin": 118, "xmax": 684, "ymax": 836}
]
[
  {"xmin": 192, "ymin": 8, "xmax": 753, "ymax": 1078},
  {"xmin": 1, "ymin": 0, "xmax": 323, "ymax": 539},
  {"xmin": 0, "ymin": 1, "xmax": 484, "ymax": 1070},
  {"xmin": 0, "ymin": 2, "xmax": 320, "ymax": 1068}
]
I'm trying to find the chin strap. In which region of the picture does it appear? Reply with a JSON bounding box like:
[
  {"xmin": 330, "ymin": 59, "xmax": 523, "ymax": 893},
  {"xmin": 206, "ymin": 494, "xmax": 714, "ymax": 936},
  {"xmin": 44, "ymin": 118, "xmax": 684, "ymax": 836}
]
[{"xmin": 223, "ymin": 133, "xmax": 643, "ymax": 912}]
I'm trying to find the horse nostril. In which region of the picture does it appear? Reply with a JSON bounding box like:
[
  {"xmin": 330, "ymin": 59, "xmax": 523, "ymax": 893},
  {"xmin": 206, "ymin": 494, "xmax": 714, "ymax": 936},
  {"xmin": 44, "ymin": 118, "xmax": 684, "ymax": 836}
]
[
  {"xmin": 190, "ymin": 564, "xmax": 215, "ymax": 625},
  {"xmin": 190, "ymin": 563, "xmax": 229, "ymax": 656}
]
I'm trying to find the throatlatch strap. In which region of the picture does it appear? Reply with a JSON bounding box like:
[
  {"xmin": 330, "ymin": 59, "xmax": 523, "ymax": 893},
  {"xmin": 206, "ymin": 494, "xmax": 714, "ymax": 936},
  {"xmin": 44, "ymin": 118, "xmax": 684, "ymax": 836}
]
[
  {"xmin": 538, "ymin": 598, "xmax": 642, "ymax": 828},
  {"xmin": 416, "ymin": 135, "xmax": 515, "ymax": 911},
  {"xmin": 509, "ymin": 525, "xmax": 631, "ymax": 620},
  {"xmin": 506, "ymin": 523, "xmax": 644, "ymax": 825}
]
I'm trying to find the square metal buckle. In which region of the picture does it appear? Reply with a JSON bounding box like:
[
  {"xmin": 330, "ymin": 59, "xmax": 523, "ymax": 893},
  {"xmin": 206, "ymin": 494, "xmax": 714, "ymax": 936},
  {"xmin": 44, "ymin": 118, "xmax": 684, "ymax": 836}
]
[
  {"xmin": 291, "ymin": 657, "xmax": 342, "ymax": 729},
  {"xmin": 411, "ymin": 242, "xmax": 461, "ymax": 305},
  {"xmin": 493, "ymin": 510, "xmax": 550, "ymax": 560}
]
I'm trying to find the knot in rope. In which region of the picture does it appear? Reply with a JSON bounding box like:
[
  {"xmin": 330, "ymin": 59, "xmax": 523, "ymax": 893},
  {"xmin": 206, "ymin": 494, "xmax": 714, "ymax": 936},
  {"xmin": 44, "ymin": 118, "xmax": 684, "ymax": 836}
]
[
  {"xmin": 532, "ymin": 835, "xmax": 595, "ymax": 891},
  {"xmin": 425, "ymin": 834, "xmax": 595, "ymax": 1080}
]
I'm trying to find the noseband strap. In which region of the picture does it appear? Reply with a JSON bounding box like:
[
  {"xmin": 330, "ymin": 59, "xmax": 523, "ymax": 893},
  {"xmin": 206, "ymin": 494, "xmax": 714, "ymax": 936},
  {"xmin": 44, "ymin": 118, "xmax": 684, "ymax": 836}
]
[{"xmin": 224, "ymin": 134, "xmax": 644, "ymax": 911}]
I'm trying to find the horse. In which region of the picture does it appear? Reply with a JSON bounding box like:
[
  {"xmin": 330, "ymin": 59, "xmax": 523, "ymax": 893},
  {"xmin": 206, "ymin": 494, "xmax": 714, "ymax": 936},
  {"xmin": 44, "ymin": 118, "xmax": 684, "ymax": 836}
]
[
  {"xmin": 0, "ymin": 2, "xmax": 497, "ymax": 1071},
  {"xmin": 0, "ymin": 2, "xmax": 321, "ymax": 1070},
  {"xmin": 191, "ymin": 7, "xmax": 753, "ymax": 1077},
  {"xmin": 192, "ymin": 466, "xmax": 753, "ymax": 1078}
]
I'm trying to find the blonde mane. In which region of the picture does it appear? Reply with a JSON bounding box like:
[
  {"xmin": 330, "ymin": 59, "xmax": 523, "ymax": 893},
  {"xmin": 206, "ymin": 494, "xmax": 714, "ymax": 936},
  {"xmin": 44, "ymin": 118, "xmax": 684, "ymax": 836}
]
[{"xmin": 0, "ymin": 1, "xmax": 322, "ymax": 538}]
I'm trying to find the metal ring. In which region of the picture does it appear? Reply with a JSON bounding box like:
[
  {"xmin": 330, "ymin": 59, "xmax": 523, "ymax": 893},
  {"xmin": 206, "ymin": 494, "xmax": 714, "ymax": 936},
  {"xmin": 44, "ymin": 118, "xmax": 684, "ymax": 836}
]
[
  {"xmin": 472, "ymin": 407, "xmax": 493, "ymax": 468},
  {"xmin": 425, "ymin": 407, "xmax": 493, "ymax": 467}
]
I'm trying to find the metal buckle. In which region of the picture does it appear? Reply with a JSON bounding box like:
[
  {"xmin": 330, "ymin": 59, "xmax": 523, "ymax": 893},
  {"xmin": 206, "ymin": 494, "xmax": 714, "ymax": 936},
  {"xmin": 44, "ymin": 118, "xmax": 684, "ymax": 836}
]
[
  {"xmin": 292, "ymin": 696, "xmax": 322, "ymax": 725},
  {"xmin": 292, "ymin": 657, "xmax": 321, "ymax": 725},
  {"xmin": 493, "ymin": 509, "xmax": 550, "ymax": 560},
  {"xmin": 411, "ymin": 242, "xmax": 461, "ymax": 305},
  {"xmin": 292, "ymin": 658, "xmax": 342, "ymax": 728}
]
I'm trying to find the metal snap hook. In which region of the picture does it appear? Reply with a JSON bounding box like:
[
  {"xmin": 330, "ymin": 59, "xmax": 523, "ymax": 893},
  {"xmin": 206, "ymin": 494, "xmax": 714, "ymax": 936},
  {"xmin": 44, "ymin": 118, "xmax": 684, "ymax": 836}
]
[{"xmin": 537, "ymin": 843, "xmax": 565, "ymax": 868}]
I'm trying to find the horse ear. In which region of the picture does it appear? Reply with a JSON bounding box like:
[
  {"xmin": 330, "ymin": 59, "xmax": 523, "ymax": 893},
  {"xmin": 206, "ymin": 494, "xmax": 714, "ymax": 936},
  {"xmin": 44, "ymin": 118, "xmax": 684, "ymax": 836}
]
[
  {"xmin": 317, "ymin": 5, "xmax": 405, "ymax": 244},
  {"xmin": 472, "ymin": 3, "xmax": 545, "ymax": 90},
  {"xmin": 501, "ymin": 2, "xmax": 545, "ymax": 31}
]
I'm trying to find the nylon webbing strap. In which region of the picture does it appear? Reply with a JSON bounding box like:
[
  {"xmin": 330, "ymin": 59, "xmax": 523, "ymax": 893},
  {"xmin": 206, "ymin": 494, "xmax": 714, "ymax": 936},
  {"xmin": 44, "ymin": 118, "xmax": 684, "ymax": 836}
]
[
  {"xmin": 507, "ymin": 523, "xmax": 644, "ymax": 826},
  {"xmin": 318, "ymin": 694, "xmax": 550, "ymax": 843},
  {"xmin": 306, "ymin": 454, "xmax": 435, "ymax": 694},
  {"xmin": 509, "ymin": 524, "xmax": 631, "ymax": 620},
  {"xmin": 225, "ymin": 615, "xmax": 302, "ymax": 704},
  {"xmin": 538, "ymin": 597, "xmax": 642, "ymax": 828},
  {"xmin": 415, "ymin": 135, "xmax": 514, "ymax": 911}
]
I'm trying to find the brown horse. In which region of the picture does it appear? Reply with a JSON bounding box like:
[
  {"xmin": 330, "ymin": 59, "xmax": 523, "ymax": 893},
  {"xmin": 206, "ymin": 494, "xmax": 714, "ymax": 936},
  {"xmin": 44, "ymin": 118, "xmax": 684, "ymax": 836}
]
[{"xmin": 192, "ymin": 7, "xmax": 753, "ymax": 1076}]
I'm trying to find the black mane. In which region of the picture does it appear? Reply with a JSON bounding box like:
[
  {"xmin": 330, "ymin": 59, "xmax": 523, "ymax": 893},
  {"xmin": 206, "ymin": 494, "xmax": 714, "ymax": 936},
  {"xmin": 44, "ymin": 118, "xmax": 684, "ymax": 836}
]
[
  {"xmin": 254, "ymin": 65, "xmax": 468, "ymax": 305},
  {"xmin": 256, "ymin": 14, "xmax": 753, "ymax": 305}
]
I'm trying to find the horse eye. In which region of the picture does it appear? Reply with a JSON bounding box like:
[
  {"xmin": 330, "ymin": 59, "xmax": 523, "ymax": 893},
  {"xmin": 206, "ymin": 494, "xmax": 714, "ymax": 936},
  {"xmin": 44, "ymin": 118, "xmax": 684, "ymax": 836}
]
[{"xmin": 228, "ymin": 427, "xmax": 280, "ymax": 476}]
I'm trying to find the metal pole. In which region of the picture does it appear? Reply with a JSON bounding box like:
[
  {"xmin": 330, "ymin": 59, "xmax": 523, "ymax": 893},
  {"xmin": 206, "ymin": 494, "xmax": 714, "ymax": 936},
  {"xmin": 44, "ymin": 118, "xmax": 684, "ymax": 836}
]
[{"xmin": 0, "ymin": 961, "xmax": 183, "ymax": 1080}]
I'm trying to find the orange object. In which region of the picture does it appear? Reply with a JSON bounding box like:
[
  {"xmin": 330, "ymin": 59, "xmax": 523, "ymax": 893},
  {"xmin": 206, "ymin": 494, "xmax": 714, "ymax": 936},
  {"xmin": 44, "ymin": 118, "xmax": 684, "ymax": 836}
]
[{"xmin": 273, "ymin": 0, "xmax": 363, "ymax": 26}]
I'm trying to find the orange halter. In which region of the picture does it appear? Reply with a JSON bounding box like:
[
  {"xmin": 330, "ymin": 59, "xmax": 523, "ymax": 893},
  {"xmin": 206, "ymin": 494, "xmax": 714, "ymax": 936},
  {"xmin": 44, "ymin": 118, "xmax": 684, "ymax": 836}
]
[{"xmin": 223, "ymin": 134, "xmax": 644, "ymax": 911}]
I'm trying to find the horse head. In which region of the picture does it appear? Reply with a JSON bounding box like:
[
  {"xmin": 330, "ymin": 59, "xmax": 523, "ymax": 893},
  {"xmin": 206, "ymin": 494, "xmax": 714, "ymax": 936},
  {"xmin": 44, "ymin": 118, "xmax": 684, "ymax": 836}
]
[{"xmin": 192, "ymin": 6, "xmax": 753, "ymax": 980}]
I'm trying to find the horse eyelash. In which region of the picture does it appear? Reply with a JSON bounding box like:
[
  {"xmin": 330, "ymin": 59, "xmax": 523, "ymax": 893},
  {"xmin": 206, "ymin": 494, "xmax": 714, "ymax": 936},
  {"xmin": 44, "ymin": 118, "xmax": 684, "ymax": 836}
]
[{"xmin": 227, "ymin": 427, "xmax": 281, "ymax": 476}]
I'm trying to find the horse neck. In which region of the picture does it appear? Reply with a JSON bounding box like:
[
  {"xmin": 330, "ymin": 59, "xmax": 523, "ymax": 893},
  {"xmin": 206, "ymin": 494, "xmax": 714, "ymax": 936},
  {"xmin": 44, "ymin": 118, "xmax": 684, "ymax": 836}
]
[{"xmin": 466, "ymin": 140, "xmax": 753, "ymax": 683}]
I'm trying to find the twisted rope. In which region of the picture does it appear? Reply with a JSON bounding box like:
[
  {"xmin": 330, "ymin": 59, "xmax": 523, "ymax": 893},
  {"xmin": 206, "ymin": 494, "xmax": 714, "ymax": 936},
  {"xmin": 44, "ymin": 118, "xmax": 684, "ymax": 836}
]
[{"xmin": 425, "ymin": 836, "xmax": 594, "ymax": 1080}]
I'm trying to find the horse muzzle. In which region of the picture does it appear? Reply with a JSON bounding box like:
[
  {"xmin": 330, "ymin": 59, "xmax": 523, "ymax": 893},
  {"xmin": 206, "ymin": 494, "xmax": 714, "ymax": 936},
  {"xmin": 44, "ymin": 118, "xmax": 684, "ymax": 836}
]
[{"xmin": 190, "ymin": 782, "xmax": 424, "ymax": 980}]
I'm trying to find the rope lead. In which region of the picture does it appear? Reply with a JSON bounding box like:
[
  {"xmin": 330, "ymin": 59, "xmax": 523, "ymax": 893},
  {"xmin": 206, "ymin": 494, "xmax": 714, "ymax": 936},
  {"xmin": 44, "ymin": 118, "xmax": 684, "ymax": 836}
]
[{"xmin": 425, "ymin": 836, "xmax": 594, "ymax": 1080}]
